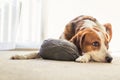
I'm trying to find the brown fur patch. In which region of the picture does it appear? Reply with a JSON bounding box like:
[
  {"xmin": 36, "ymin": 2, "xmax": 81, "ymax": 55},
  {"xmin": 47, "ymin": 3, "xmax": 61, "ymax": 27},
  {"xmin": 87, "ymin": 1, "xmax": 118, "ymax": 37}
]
[
  {"xmin": 70, "ymin": 28, "xmax": 101, "ymax": 55},
  {"xmin": 81, "ymin": 31, "xmax": 101, "ymax": 53}
]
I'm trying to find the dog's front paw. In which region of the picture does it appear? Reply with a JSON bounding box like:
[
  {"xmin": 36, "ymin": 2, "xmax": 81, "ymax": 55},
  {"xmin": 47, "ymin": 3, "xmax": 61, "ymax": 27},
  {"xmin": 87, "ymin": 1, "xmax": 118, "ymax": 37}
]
[
  {"xmin": 75, "ymin": 55, "xmax": 90, "ymax": 63},
  {"xmin": 75, "ymin": 56, "xmax": 89, "ymax": 63}
]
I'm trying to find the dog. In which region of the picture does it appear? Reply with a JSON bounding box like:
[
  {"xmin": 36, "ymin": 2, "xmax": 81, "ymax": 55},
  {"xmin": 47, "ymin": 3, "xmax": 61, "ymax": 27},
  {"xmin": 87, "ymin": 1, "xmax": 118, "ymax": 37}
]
[
  {"xmin": 60, "ymin": 15, "xmax": 113, "ymax": 63},
  {"xmin": 11, "ymin": 15, "xmax": 113, "ymax": 63}
]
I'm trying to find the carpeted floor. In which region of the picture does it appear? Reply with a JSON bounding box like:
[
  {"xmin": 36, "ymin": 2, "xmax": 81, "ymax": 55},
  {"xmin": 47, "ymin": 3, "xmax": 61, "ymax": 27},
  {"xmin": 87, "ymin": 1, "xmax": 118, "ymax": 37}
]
[{"xmin": 0, "ymin": 51, "xmax": 120, "ymax": 80}]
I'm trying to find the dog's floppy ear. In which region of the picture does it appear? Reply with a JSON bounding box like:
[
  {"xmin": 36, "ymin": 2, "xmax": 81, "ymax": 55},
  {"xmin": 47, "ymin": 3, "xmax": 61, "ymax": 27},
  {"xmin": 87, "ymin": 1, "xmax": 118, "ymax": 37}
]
[
  {"xmin": 103, "ymin": 23, "xmax": 112, "ymax": 42},
  {"xmin": 70, "ymin": 31, "xmax": 86, "ymax": 55}
]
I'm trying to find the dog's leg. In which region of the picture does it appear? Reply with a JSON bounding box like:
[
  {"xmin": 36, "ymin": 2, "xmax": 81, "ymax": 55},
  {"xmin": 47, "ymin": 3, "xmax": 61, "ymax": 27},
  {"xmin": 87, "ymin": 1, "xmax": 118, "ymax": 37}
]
[
  {"xmin": 75, "ymin": 54, "xmax": 91, "ymax": 63},
  {"xmin": 11, "ymin": 52, "xmax": 41, "ymax": 60}
]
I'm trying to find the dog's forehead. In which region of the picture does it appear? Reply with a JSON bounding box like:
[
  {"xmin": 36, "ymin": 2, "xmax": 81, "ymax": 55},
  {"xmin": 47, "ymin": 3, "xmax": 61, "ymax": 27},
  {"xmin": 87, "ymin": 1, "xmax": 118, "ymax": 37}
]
[
  {"xmin": 85, "ymin": 29, "xmax": 101, "ymax": 41},
  {"xmin": 93, "ymin": 28, "xmax": 106, "ymax": 40},
  {"xmin": 82, "ymin": 28, "xmax": 106, "ymax": 43}
]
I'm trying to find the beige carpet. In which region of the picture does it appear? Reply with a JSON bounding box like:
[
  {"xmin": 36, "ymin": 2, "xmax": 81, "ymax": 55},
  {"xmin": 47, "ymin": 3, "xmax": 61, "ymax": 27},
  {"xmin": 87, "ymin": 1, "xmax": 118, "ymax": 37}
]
[{"xmin": 0, "ymin": 51, "xmax": 120, "ymax": 80}]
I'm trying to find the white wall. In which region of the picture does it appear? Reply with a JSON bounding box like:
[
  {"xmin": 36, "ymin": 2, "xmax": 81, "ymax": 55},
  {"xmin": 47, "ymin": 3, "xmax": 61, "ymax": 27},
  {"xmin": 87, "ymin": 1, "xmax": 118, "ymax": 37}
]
[{"xmin": 45, "ymin": 0, "xmax": 120, "ymax": 51}]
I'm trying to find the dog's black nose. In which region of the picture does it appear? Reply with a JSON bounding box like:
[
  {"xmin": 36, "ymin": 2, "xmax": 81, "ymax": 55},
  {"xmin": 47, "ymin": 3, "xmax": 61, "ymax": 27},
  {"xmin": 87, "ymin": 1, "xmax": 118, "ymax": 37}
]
[{"xmin": 105, "ymin": 56, "xmax": 113, "ymax": 63}]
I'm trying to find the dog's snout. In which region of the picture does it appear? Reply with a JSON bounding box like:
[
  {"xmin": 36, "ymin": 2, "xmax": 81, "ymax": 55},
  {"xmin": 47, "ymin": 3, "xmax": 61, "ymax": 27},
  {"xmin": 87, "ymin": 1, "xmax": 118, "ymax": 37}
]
[{"xmin": 105, "ymin": 56, "xmax": 113, "ymax": 63}]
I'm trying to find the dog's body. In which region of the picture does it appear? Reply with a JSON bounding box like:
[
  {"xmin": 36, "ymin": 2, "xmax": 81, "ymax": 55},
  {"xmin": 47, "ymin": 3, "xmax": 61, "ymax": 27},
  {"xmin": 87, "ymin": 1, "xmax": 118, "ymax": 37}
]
[{"xmin": 11, "ymin": 15, "xmax": 113, "ymax": 63}]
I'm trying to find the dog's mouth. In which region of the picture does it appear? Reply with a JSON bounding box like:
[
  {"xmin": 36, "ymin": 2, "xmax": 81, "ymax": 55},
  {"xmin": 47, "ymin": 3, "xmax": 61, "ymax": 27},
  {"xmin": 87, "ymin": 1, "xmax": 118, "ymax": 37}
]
[{"xmin": 90, "ymin": 53, "xmax": 113, "ymax": 63}]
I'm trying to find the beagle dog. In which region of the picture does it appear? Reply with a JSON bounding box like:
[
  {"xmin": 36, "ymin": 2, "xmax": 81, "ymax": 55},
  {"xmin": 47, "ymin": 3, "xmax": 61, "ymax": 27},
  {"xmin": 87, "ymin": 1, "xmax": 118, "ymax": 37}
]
[
  {"xmin": 11, "ymin": 15, "xmax": 113, "ymax": 63},
  {"xmin": 60, "ymin": 15, "xmax": 113, "ymax": 63}
]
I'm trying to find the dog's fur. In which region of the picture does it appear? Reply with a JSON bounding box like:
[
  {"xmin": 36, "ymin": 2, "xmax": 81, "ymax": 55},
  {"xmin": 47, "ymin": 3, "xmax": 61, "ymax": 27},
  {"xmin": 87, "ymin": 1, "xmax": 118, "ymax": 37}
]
[{"xmin": 11, "ymin": 15, "xmax": 113, "ymax": 63}]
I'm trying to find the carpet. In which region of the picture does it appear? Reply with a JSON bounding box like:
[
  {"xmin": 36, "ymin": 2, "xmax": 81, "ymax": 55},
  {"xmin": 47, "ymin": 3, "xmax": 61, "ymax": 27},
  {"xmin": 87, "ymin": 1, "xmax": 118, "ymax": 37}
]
[{"xmin": 0, "ymin": 51, "xmax": 120, "ymax": 80}]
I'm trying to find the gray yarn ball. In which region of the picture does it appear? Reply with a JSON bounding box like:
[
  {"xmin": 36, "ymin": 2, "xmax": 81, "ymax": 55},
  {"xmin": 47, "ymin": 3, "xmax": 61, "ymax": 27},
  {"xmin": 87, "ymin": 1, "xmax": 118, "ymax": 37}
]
[{"xmin": 38, "ymin": 39, "xmax": 80, "ymax": 61}]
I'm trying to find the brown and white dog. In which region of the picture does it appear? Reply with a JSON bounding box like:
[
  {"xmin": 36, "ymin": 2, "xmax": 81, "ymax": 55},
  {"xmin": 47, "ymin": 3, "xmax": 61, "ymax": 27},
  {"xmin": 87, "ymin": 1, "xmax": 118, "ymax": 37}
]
[
  {"xmin": 11, "ymin": 15, "xmax": 113, "ymax": 63},
  {"xmin": 60, "ymin": 15, "xmax": 113, "ymax": 63}
]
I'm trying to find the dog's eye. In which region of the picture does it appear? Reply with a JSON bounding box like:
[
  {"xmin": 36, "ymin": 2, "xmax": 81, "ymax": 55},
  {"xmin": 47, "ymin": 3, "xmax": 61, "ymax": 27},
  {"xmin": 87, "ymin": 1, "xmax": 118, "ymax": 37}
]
[{"xmin": 92, "ymin": 41, "xmax": 99, "ymax": 47}]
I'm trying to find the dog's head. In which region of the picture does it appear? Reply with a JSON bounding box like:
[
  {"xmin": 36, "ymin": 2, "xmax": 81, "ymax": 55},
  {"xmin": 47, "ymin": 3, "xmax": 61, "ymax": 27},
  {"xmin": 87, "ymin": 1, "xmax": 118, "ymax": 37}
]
[{"xmin": 70, "ymin": 24, "xmax": 112, "ymax": 63}]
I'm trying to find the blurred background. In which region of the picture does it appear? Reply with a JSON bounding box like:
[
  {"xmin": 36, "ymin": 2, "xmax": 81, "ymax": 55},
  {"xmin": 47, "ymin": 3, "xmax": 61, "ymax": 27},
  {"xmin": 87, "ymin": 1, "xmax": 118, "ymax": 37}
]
[{"xmin": 0, "ymin": 0, "xmax": 120, "ymax": 52}]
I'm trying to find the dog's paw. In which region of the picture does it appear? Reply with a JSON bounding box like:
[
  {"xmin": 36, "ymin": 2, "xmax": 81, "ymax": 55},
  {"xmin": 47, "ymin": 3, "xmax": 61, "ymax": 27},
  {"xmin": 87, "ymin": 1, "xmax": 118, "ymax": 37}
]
[
  {"xmin": 75, "ymin": 56, "xmax": 89, "ymax": 63},
  {"xmin": 10, "ymin": 55, "xmax": 25, "ymax": 60}
]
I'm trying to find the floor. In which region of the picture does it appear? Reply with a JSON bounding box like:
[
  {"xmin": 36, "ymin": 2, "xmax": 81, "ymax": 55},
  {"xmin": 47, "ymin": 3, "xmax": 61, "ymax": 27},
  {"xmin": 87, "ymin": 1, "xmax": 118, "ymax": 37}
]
[{"xmin": 0, "ymin": 51, "xmax": 120, "ymax": 80}]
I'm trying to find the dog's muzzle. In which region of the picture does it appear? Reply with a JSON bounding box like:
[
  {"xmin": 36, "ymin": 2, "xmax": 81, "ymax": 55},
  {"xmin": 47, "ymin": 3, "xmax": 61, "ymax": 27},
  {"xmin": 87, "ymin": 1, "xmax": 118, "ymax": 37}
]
[{"xmin": 105, "ymin": 56, "xmax": 113, "ymax": 63}]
